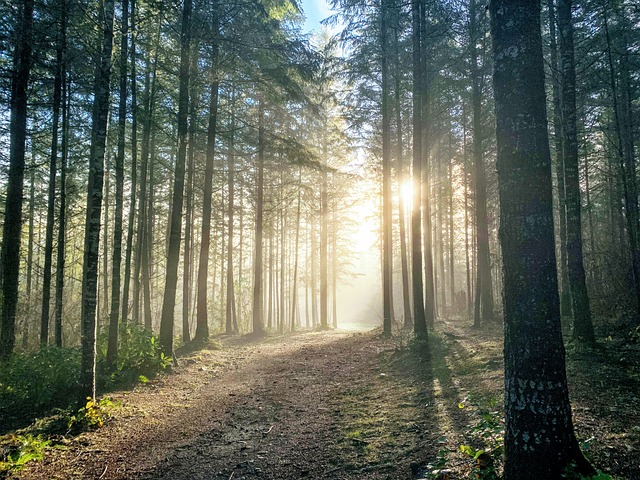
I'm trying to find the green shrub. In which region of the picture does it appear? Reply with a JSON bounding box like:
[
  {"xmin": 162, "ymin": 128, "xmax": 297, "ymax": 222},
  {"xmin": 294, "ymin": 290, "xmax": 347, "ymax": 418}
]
[
  {"xmin": 0, "ymin": 347, "xmax": 81, "ymax": 427},
  {"xmin": 97, "ymin": 323, "xmax": 172, "ymax": 389}
]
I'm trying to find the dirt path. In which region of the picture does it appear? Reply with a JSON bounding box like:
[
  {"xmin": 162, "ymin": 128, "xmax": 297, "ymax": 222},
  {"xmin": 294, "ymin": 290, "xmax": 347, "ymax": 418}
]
[
  {"xmin": 15, "ymin": 330, "xmax": 436, "ymax": 480},
  {"xmin": 12, "ymin": 324, "xmax": 640, "ymax": 479}
]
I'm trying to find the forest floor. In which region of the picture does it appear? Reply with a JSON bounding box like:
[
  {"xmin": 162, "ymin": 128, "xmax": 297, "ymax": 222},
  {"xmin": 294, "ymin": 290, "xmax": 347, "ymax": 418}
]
[{"xmin": 6, "ymin": 319, "xmax": 640, "ymax": 480}]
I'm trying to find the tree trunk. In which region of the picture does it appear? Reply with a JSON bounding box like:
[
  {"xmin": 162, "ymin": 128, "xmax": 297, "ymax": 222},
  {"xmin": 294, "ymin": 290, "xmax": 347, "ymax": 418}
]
[
  {"xmin": 41, "ymin": 1, "xmax": 65, "ymax": 346},
  {"xmin": 107, "ymin": 0, "xmax": 129, "ymax": 367},
  {"xmin": 195, "ymin": 36, "xmax": 219, "ymax": 343},
  {"xmin": 25, "ymin": 158, "xmax": 35, "ymax": 349},
  {"xmin": 0, "ymin": 0, "xmax": 34, "ymax": 360},
  {"xmin": 225, "ymin": 86, "xmax": 238, "ymax": 335},
  {"xmin": 320, "ymin": 118, "xmax": 329, "ymax": 330},
  {"xmin": 603, "ymin": 4, "xmax": 640, "ymax": 318},
  {"xmin": 121, "ymin": 0, "xmax": 138, "ymax": 323},
  {"xmin": 470, "ymin": 0, "xmax": 494, "ymax": 327},
  {"xmin": 489, "ymin": 1, "xmax": 595, "ymax": 476},
  {"xmin": 557, "ymin": 0, "xmax": 595, "ymax": 344},
  {"xmin": 159, "ymin": 0, "xmax": 191, "ymax": 356},
  {"xmin": 81, "ymin": 0, "xmax": 115, "ymax": 400},
  {"xmin": 381, "ymin": 0, "xmax": 393, "ymax": 336},
  {"xmin": 411, "ymin": 0, "xmax": 427, "ymax": 339},
  {"xmin": 252, "ymin": 101, "xmax": 266, "ymax": 335},
  {"xmin": 183, "ymin": 43, "xmax": 199, "ymax": 344},
  {"xmin": 547, "ymin": 0, "xmax": 572, "ymax": 319},
  {"xmin": 393, "ymin": 22, "xmax": 412, "ymax": 328},
  {"xmin": 419, "ymin": 0, "xmax": 435, "ymax": 329},
  {"xmin": 55, "ymin": 55, "xmax": 69, "ymax": 348}
]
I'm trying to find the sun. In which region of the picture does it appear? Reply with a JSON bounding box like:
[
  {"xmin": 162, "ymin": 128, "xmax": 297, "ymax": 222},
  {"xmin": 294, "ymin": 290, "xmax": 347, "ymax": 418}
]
[{"xmin": 400, "ymin": 180, "xmax": 413, "ymax": 207}]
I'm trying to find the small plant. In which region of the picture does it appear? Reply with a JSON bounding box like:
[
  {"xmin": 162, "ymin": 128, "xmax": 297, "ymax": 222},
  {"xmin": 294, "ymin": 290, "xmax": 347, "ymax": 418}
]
[
  {"xmin": 67, "ymin": 396, "xmax": 120, "ymax": 432},
  {"xmin": 0, "ymin": 434, "xmax": 52, "ymax": 473}
]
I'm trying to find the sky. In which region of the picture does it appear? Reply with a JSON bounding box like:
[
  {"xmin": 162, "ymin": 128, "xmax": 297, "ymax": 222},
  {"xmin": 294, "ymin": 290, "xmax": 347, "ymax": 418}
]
[{"xmin": 300, "ymin": 0, "xmax": 334, "ymax": 33}]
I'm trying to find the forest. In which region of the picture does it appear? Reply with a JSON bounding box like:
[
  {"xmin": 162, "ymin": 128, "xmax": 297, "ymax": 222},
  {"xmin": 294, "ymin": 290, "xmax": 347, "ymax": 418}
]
[{"xmin": 0, "ymin": 0, "xmax": 639, "ymax": 478}]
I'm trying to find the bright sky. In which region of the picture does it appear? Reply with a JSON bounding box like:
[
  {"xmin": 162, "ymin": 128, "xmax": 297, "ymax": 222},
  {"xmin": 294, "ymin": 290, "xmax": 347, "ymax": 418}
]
[{"xmin": 300, "ymin": 0, "xmax": 334, "ymax": 33}]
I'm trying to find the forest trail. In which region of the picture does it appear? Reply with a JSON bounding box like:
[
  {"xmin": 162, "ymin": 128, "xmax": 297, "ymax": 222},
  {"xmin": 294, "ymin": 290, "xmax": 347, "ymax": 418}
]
[
  {"xmin": 15, "ymin": 330, "xmax": 440, "ymax": 480},
  {"xmin": 12, "ymin": 324, "xmax": 640, "ymax": 480}
]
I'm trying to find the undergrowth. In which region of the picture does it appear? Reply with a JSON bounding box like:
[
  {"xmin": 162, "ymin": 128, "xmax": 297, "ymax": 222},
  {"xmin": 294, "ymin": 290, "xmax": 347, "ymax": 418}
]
[{"xmin": 0, "ymin": 323, "xmax": 170, "ymax": 433}]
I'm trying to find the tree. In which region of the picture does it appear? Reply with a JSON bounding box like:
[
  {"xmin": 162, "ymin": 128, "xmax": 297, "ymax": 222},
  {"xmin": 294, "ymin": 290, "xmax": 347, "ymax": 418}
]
[
  {"xmin": 380, "ymin": 0, "xmax": 393, "ymax": 336},
  {"xmin": 0, "ymin": 0, "xmax": 34, "ymax": 360},
  {"xmin": 411, "ymin": 0, "xmax": 427, "ymax": 338},
  {"xmin": 469, "ymin": 0, "xmax": 494, "ymax": 327},
  {"xmin": 557, "ymin": 0, "xmax": 595, "ymax": 344},
  {"xmin": 80, "ymin": 0, "xmax": 116, "ymax": 400},
  {"xmin": 489, "ymin": 0, "xmax": 594, "ymax": 477},
  {"xmin": 159, "ymin": 0, "xmax": 192, "ymax": 356},
  {"xmin": 195, "ymin": 8, "xmax": 220, "ymax": 343},
  {"xmin": 107, "ymin": 0, "xmax": 130, "ymax": 367},
  {"xmin": 252, "ymin": 100, "xmax": 266, "ymax": 336}
]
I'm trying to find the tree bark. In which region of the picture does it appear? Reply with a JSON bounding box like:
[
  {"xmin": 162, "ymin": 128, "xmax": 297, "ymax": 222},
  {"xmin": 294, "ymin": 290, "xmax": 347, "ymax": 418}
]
[
  {"xmin": 55, "ymin": 54, "xmax": 69, "ymax": 348},
  {"xmin": 183, "ymin": 42, "xmax": 199, "ymax": 344},
  {"xmin": 490, "ymin": 0, "xmax": 594, "ymax": 476},
  {"xmin": 547, "ymin": 0, "xmax": 572, "ymax": 319},
  {"xmin": 225, "ymin": 86, "xmax": 238, "ymax": 336},
  {"xmin": 411, "ymin": 0, "xmax": 427, "ymax": 339},
  {"xmin": 252, "ymin": 101, "xmax": 266, "ymax": 336},
  {"xmin": 195, "ymin": 54, "xmax": 220, "ymax": 343},
  {"xmin": 381, "ymin": 0, "xmax": 393, "ymax": 337},
  {"xmin": 557, "ymin": 0, "xmax": 595, "ymax": 344},
  {"xmin": 320, "ymin": 117, "xmax": 329, "ymax": 330},
  {"xmin": 0, "ymin": 0, "xmax": 34, "ymax": 360},
  {"xmin": 121, "ymin": 0, "xmax": 138, "ymax": 323},
  {"xmin": 107, "ymin": 0, "xmax": 129, "ymax": 367},
  {"xmin": 159, "ymin": 0, "xmax": 192, "ymax": 356},
  {"xmin": 81, "ymin": 0, "xmax": 115, "ymax": 400},
  {"xmin": 41, "ymin": 0, "xmax": 65, "ymax": 346},
  {"xmin": 470, "ymin": 0, "xmax": 494, "ymax": 327}
]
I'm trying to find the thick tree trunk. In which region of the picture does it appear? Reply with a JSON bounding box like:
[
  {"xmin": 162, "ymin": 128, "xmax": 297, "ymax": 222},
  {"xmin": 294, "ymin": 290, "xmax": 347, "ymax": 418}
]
[
  {"xmin": 81, "ymin": 0, "xmax": 115, "ymax": 400},
  {"xmin": 490, "ymin": 1, "xmax": 594, "ymax": 477},
  {"xmin": 0, "ymin": 0, "xmax": 34, "ymax": 359},
  {"xmin": 159, "ymin": 0, "xmax": 191, "ymax": 356},
  {"xmin": 557, "ymin": 0, "xmax": 595, "ymax": 344}
]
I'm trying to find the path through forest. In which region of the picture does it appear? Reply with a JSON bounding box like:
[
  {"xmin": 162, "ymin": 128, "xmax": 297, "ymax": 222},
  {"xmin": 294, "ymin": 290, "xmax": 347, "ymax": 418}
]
[{"xmin": 12, "ymin": 325, "xmax": 640, "ymax": 479}]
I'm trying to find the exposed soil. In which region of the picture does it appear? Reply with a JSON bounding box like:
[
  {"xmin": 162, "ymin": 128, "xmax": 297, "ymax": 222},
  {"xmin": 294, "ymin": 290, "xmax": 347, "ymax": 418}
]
[{"xmin": 8, "ymin": 321, "xmax": 640, "ymax": 479}]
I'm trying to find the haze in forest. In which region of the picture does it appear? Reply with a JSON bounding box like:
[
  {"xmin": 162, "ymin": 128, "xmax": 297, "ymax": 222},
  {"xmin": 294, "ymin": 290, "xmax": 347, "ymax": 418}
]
[{"xmin": 1, "ymin": 0, "xmax": 640, "ymax": 478}]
